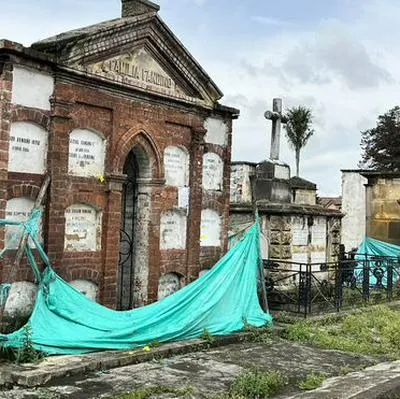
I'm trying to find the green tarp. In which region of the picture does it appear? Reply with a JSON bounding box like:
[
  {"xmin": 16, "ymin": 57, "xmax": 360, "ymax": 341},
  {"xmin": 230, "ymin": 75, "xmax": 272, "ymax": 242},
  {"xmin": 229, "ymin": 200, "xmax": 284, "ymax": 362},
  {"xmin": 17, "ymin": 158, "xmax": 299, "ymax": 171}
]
[{"xmin": 0, "ymin": 212, "xmax": 272, "ymax": 355}]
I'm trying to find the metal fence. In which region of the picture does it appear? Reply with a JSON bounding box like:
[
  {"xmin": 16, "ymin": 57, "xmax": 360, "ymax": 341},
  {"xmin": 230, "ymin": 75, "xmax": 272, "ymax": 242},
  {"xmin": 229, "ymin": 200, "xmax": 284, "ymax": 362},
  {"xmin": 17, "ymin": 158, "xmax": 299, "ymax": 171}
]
[{"xmin": 263, "ymin": 253, "xmax": 400, "ymax": 317}]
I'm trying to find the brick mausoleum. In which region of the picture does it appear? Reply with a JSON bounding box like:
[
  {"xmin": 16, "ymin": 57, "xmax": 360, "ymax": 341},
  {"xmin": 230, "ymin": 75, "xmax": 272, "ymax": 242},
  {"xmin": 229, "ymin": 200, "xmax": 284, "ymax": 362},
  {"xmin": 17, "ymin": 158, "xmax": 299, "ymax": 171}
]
[{"xmin": 0, "ymin": 0, "xmax": 238, "ymax": 311}]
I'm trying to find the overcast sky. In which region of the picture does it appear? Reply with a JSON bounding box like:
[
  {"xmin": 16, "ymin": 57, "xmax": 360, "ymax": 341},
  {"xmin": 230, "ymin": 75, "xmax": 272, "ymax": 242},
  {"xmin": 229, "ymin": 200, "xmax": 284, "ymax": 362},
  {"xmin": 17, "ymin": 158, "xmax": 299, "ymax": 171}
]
[{"xmin": 0, "ymin": 0, "xmax": 397, "ymax": 196}]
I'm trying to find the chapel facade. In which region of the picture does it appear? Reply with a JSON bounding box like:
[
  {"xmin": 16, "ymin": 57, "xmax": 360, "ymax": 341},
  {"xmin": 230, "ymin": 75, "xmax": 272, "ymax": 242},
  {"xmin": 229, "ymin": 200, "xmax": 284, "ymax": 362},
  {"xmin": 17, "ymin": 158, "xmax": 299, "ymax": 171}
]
[{"xmin": 0, "ymin": 0, "xmax": 239, "ymax": 309}]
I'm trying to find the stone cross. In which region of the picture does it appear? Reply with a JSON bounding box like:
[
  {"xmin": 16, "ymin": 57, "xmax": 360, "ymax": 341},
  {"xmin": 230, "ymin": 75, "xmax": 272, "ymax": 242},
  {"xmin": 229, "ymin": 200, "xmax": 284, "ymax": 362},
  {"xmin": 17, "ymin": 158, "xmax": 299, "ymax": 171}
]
[{"xmin": 264, "ymin": 98, "xmax": 288, "ymax": 161}]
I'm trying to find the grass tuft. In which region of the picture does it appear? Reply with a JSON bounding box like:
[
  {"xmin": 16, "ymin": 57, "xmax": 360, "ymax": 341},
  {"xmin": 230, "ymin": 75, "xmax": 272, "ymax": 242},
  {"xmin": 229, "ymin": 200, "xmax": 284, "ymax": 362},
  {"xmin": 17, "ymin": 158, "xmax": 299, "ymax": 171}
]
[
  {"xmin": 285, "ymin": 305, "xmax": 400, "ymax": 359},
  {"xmin": 298, "ymin": 372, "xmax": 325, "ymax": 391}
]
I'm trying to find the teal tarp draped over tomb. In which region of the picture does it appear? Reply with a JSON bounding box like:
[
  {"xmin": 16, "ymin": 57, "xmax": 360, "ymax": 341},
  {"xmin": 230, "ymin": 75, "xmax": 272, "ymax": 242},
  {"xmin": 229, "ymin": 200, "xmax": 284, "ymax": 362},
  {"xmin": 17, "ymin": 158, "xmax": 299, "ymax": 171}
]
[
  {"xmin": 0, "ymin": 211, "xmax": 272, "ymax": 355},
  {"xmin": 356, "ymin": 237, "xmax": 400, "ymax": 286}
]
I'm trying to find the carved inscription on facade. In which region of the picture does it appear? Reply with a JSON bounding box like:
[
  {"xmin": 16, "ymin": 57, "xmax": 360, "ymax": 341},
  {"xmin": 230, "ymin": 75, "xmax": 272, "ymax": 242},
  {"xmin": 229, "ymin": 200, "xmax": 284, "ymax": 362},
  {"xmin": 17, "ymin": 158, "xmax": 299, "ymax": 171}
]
[
  {"xmin": 164, "ymin": 146, "xmax": 189, "ymax": 187},
  {"xmin": 203, "ymin": 153, "xmax": 224, "ymax": 191},
  {"xmin": 69, "ymin": 129, "xmax": 105, "ymax": 177},
  {"xmin": 87, "ymin": 48, "xmax": 187, "ymax": 99},
  {"xmin": 9, "ymin": 122, "xmax": 48, "ymax": 174},
  {"xmin": 64, "ymin": 204, "xmax": 101, "ymax": 252},
  {"xmin": 200, "ymin": 209, "xmax": 222, "ymax": 247}
]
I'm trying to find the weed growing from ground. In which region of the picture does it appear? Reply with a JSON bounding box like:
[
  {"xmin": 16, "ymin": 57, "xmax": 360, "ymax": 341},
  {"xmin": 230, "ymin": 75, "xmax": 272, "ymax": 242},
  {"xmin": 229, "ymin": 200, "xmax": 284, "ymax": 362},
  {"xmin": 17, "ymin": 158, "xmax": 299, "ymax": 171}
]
[
  {"xmin": 213, "ymin": 369, "xmax": 288, "ymax": 399},
  {"xmin": 243, "ymin": 323, "xmax": 272, "ymax": 344},
  {"xmin": 201, "ymin": 328, "xmax": 216, "ymax": 345},
  {"xmin": 298, "ymin": 372, "xmax": 325, "ymax": 391},
  {"xmin": 112, "ymin": 385, "xmax": 193, "ymax": 399}
]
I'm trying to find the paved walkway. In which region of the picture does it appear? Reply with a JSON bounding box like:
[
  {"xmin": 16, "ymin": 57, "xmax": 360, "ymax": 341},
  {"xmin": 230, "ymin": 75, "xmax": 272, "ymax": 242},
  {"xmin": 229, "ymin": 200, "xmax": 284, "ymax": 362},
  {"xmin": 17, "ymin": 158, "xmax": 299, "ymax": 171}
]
[{"xmin": 0, "ymin": 337, "xmax": 381, "ymax": 398}]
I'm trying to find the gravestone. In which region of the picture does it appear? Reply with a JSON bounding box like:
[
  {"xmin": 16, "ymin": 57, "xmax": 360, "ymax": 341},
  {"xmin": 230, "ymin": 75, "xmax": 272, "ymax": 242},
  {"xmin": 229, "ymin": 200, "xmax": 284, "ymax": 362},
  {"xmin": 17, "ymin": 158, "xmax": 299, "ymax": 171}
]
[
  {"xmin": 68, "ymin": 129, "xmax": 106, "ymax": 177},
  {"xmin": 158, "ymin": 273, "xmax": 183, "ymax": 300},
  {"xmin": 164, "ymin": 146, "xmax": 189, "ymax": 187},
  {"xmin": 204, "ymin": 117, "xmax": 227, "ymax": 146},
  {"xmin": 200, "ymin": 209, "xmax": 221, "ymax": 247},
  {"xmin": 64, "ymin": 204, "xmax": 100, "ymax": 252},
  {"xmin": 70, "ymin": 280, "xmax": 98, "ymax": 301},
  {"xmin": 9, "ymin": 122, "xmax": 48, "ymax": 174},
  {"xmin": 160, "ymin": 211, "xmax": 187, "ymax": 250},
  {"xmin": 5, "ymin": 198, "xmax": 40, "ymax": 249},
  {"xmin": 203, "ymin": 153, "xmax": 224, "ymax": 191}
]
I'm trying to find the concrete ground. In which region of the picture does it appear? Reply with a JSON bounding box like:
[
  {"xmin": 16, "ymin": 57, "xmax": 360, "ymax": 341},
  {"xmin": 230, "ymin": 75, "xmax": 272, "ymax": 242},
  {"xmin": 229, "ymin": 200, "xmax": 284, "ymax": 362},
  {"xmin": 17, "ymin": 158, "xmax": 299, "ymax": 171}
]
[{"xmin": 0, "ymin": 337, "xmax": 382, "ymax": 399}]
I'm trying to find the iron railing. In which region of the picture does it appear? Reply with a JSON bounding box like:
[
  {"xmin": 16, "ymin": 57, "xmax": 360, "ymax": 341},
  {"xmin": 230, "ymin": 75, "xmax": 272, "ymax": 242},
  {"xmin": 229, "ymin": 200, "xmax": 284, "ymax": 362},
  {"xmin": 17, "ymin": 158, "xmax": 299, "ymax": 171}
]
[{"xmin": 263, "ymin": 253, "xmax": 400, "ymax": 317}]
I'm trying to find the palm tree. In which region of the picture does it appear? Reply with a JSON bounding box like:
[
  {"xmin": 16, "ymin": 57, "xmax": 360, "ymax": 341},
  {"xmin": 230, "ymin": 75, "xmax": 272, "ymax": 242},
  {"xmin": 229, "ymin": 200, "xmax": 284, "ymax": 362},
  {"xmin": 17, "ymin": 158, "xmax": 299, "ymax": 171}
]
[{"xmin": 284, "ymin": 106, "xmax": 314, "ymax": 177}]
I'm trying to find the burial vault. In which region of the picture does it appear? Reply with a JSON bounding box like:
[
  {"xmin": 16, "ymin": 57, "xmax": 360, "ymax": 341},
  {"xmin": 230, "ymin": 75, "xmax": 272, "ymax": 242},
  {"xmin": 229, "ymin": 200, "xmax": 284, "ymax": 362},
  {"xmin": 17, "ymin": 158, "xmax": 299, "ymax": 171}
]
[
  {"xmin": 0, "ymin": 0, "xmax": 239, "ymax": 311},
  {"xmin": 230, "ymin": 99, "xmax": 343, "ymax": 266}
]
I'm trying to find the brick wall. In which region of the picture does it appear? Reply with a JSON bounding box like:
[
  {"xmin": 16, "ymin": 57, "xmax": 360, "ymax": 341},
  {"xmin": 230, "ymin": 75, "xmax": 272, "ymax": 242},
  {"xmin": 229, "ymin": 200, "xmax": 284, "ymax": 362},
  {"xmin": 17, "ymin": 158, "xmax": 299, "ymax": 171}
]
[{"xmin": 0, "ymin": 57, "xmax": 234, "ymax": 309}]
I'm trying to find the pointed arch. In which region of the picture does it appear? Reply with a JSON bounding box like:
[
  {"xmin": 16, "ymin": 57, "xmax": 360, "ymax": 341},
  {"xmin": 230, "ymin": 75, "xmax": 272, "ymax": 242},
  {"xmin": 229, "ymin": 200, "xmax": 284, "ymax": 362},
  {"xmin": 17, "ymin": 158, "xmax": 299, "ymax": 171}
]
[{"xmin": 113, "ymin": 128, "xmax": 162, "ymax": 179}]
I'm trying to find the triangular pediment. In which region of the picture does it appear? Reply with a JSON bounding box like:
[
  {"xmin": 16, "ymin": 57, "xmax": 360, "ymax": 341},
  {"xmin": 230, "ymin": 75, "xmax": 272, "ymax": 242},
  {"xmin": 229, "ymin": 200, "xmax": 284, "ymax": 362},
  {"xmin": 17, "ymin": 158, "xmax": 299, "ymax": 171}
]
[
  {"xmin": 32, "ymin": 14, "xmax": 223, "ymax": 107},
  {"xmin": 85, "ymin": 47, "xmax": 194, "ymax": 102}
]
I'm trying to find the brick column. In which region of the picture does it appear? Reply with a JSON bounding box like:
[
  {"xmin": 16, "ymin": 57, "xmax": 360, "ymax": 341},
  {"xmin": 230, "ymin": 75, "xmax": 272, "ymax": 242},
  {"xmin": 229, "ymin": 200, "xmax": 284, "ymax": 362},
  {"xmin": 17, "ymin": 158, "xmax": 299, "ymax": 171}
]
[
  {"xmin": 101, "ymin": 173, "xmax": 124, "ymax": 308},
  {"xmin": 46, "ymin": 99, "xmax": 74, "ymax": 264},
  {"xmin": 0, "ymin": 58, "xmax": 12, "ymax": 280},
  {"xmin": 186, "ymin": 124, "xmax": 206, "ymax": 282}
]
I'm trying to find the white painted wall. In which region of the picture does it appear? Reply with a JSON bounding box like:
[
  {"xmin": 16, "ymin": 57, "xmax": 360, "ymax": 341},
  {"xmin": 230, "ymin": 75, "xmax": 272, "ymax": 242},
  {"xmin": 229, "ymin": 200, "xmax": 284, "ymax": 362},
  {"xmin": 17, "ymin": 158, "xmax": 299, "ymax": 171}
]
[
  {"xmin": 12, "ymin": 66, "xmax": 54, "ymax": 110},
  {"xmin": 9, "ymin": 122, "xmax": 48, "ymax": 174},
  {"xmin": 342, "ymin": 171, "xmax": 367, "ymax": 250},
  {"xmin": 204, "ymin": 117, "xmax": 228, "ymax": 146},
  {"xmin": 69, "ymin": 129, "xmax": 106, "ymax": 178}
]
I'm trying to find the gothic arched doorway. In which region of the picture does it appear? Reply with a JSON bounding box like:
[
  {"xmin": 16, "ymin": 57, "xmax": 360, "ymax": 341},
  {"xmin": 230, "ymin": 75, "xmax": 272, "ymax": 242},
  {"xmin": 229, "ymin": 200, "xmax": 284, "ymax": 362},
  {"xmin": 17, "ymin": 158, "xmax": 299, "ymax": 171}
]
[{"xmin": 118, "ymin": 145, "xmax": 152, "ymax": 310}]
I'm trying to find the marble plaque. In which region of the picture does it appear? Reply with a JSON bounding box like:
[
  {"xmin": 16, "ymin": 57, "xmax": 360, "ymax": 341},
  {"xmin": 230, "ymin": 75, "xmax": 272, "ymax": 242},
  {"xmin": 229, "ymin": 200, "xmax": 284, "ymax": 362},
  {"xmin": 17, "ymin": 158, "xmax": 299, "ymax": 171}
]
[
  {"xmin": 312, "ymin": 217, "xmax": 327, "ymax": 247},
  {"xmin": 200, "ymin": 209, "xmax": 222, "ymax": 247},
  {"xmin": 158, "ymin": 273, "xmax": 183, "ymax": 301},
  {"xmin": 68, "ymin": 129, "xmax": 106, "ymax": 177},
  {"xmin": 12, "ymin": 66, "xmax": 54, "ymax": 110},
  {"xmin": 164, "ymin": 146, "xmax": 189, "ymax": 187},
  {"xmin": 5, "ymin": 198, "xmax": 40, "ymax": 249},
  {"xmin": 64, "ymin": 204, "xmax": 101, "ymax": 252},
  {"xmin": 204, "ymin": 117, "xmax": 228, "ymax": 146},
  {"xmin": 160, "ymin": 211, "xmax": 187, "ymax": 250},
  {"xmin": 292, "ymin": 216, "xmax": 308, "ymax": 246},
  {"xmin": 9, "ymin": 122, "xmax": 48, "ymax": 174},
  {"xmin": 203, "ymin": 153, "xmax": 224, "ymax": 191}
]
